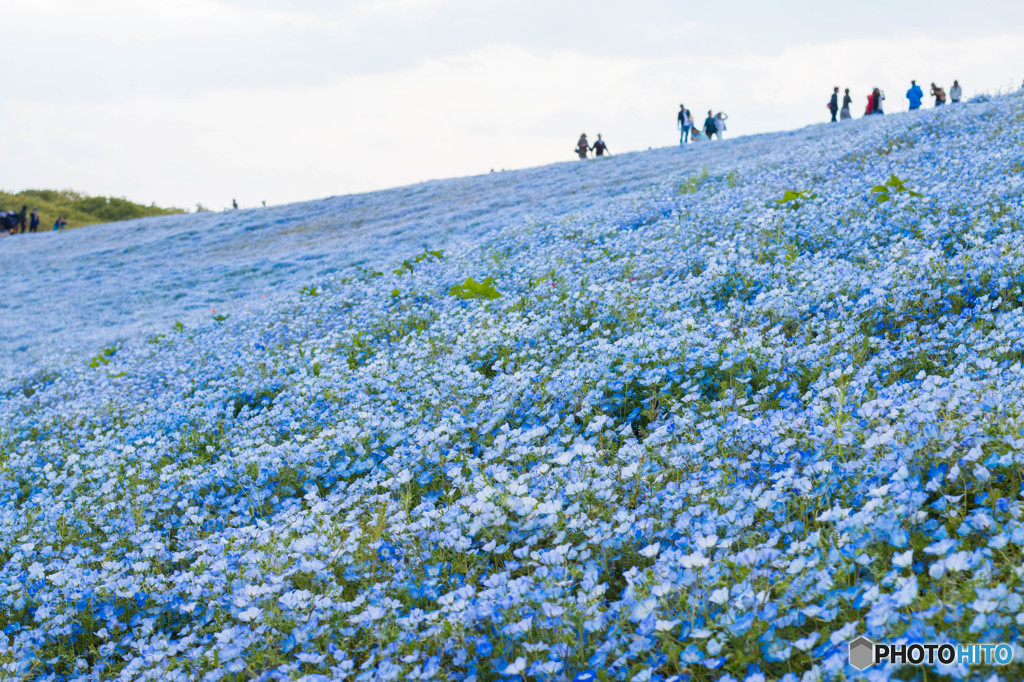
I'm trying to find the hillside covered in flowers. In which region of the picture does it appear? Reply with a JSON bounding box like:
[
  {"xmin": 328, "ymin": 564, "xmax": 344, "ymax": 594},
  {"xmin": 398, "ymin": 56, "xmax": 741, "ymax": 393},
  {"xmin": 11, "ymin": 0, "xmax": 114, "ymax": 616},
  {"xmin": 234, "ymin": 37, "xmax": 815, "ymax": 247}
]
[{"xmin": 2, "ymin": 92, "xmax": 1024, "ymax": 681}]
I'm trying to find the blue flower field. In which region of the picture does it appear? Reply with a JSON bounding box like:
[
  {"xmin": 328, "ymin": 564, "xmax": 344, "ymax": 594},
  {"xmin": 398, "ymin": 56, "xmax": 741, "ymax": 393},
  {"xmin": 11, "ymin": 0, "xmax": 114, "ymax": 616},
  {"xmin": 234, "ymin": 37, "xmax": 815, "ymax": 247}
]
[{"xmin": 2, "ymin": 92, "xmax": 1024, "ymax": 681}]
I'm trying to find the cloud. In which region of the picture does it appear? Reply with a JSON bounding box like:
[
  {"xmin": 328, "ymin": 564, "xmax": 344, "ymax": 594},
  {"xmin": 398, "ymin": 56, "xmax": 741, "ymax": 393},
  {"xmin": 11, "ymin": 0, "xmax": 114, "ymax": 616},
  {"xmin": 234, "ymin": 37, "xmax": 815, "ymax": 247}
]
[{"xmin": 2, "ymin": 34, "xmax": 1023, "ymax": 209}]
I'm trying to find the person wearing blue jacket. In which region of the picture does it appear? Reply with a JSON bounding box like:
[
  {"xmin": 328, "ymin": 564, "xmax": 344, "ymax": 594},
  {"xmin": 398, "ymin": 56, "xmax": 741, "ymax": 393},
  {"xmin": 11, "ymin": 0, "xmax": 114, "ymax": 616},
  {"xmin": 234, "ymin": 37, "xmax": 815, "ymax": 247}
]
[{"xmin": 906, "ymin": 80, "xmax": 924, "ymax": 110}]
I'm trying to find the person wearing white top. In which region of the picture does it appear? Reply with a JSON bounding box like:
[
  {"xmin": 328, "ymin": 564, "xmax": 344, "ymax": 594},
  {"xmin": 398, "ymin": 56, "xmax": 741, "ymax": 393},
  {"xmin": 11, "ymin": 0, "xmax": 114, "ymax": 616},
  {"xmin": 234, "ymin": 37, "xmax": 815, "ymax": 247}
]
[
  {"xmin": 950, "ymin": 80, "xmax": 962, "ymax": 103},
  {"xmin": 714, "ymin": 112, "xmax": 728, "ymax": 140}
]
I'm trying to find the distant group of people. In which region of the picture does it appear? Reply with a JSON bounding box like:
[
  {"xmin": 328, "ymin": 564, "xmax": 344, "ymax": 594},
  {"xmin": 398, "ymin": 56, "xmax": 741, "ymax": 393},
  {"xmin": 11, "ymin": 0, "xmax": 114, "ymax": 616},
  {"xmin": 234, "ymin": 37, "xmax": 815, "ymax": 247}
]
[
  {"xmin": 677, "ymin": 106, "xmax": 728, "ymax": 143},
  {"xmin": 574, "ymin": 133, "xmax": 611, "ymax": 159},
  {"xmin": 1, "ymin": 206, "xmax": 66, "ymax": 235},
  {"xmin": 905, "ymin": 79, "xmax": 961, "ymax": 109},
  {"xmin": 827, "ymin": 79, "xmax": 963, "ymax": 121}
]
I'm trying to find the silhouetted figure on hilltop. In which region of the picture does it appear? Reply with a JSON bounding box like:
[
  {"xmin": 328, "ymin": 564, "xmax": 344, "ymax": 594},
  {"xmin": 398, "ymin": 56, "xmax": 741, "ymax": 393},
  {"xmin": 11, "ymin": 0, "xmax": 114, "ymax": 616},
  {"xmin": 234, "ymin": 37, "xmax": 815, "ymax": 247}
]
[
  {"xmin": 715, "ymin": 112, "xmax": 728, "ymax": 139},
  {"xmin": 906, "ymin": 80, "xmax": 923, "ymax": 110},
  {"xmin": 17, "ymin": 206, "xmax": 27, "ymax": 234},
  {"xmin": 840, "ymin": 89, "xmax": 852, "ymax": 120},
  {"xmin": 867, "ymin": 88, "xmax": 884, "ymax": 115},
  {"xmin": 950, "ymin": 80, "xmax": 962, "ymax": 103},
  {"xmin": 591, "ymin": 134, "xmax": 610, "ymax": 157},
  {"xmin": 678, "ymin": 105, "xmax": 692, "ymax": 143},
  {"xmin": 29, "ymin": 209, "xmax": 40, "ymax": 233},
  {"xmin": 232, "ymin": 199, "xmax": 239, "ymax": 209},
  {"xmin": 575, "ymin": 134, "xmax": 589, "ymax": 159},
  {"xmin": 828, "ymin": 87, "xmax": 839, "ymax": 122},
  {"xmin": 703, "ymin": 111, "xmax": 717, "ymax": 139},
  {"xmin": 931, "ymin": 83, "xmax": 946, "ymax": 106}
]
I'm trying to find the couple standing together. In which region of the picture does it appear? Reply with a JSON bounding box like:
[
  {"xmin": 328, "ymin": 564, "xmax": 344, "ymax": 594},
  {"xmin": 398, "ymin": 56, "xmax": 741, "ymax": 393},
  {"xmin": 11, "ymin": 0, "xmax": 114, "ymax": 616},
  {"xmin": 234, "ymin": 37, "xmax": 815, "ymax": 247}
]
[{"xmin": 827, "ymin": 88, "xmax": 856, "ymax": 121}]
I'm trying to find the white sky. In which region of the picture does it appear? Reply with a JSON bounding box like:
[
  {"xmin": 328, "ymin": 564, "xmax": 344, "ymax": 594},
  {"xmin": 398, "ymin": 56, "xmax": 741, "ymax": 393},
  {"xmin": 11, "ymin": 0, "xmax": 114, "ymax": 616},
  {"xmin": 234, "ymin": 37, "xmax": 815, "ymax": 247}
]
[{"xmin": 1, "ymin": 0, "xmax": 1023, "ymax": 210}]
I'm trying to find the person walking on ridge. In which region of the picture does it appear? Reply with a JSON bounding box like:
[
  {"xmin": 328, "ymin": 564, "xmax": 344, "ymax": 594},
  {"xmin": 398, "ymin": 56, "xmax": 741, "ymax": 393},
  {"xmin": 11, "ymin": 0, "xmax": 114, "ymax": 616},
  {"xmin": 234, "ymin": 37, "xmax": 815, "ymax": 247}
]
[
  {"xmin": 906, "ymin": 80, "xmax": 924, "ymax": 110},
  {"xmin": 950, "ymin": 80, "xmax": 962, "ymax": 103},
  {"xmin": 29, "ymin": 209, "xmax": 40, "ymax": 233},
  {"xmin": 703, "ymin": 110, "xmax": 717, "ymax": 140},
  {"xmin": 828, "ymin": 87, "xmax": 839, "ymax": 122},
  {"xmin": 930, "ymin": 82, "xmax": 946, "ymax": 106},
  {"xmin": 575, "ymin": 133, "xmax": 589, "ymax": 159},
  {"xmin": 591, "ymin": 134, "xmax": 610, "ymax": 157},
  {"xmin": 840, "ymin": 88, "xmax": 852, "ymax": 120},
  {"xmin": 678, "ymin": 104, "xmax": 691, "ymax": 144}
]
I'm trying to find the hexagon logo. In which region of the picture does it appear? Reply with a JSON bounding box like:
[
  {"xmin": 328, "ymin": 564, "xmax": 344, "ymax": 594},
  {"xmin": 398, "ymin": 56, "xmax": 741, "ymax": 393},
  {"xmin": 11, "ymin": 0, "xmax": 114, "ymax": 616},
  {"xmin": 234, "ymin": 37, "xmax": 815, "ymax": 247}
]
[{"xmin": 849, "ymin": 636, "xmax": 875, "ymax": 670}]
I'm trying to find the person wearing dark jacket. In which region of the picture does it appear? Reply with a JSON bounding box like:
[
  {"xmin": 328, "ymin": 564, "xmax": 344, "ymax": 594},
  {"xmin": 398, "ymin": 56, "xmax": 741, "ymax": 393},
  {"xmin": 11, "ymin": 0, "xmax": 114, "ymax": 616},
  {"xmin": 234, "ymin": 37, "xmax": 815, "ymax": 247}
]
[
  {"xmin": 828, "ymin": 87, "xmax": 839, "ymax": 122},
  {"xmin": 677, "ymin": 105, "xmax": 691, "ymax": 144},
  {"xmin": 29, "ymin": 209, "xmax": 40, "ymax": 232},
  {"xmin": 703, "ymin": 111, "xmax": 717, "ymax": 139},
  {"xmin": 575, "ymin": 133, "xmax": 589, "ymax": 159},
  {"xmin": 17, "ymin": 206, "xmax": 27, "ymax": 233},
  {"xmin": 591, "ymin": 134, "xmax": 610, "ymax": 157}
]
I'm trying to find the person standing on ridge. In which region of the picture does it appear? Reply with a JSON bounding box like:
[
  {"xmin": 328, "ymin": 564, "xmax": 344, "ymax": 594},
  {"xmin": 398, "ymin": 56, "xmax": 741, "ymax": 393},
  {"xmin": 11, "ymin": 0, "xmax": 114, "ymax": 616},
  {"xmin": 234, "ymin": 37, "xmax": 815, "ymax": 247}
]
[
  {"xmin": 930, "ymin": 82, "xmax": 946, "ymax": 106},
  {"xmin": 703, "ymin": 110, "xmax": 717, "ymax": 140},
  {"xmin": 950, "ymin": 80, "xmax": 962, "ymax": 103},
  {"xmin": 591, "ymin": 134, "xmax": 610, "ymax": 157},
  {"xmin": 678, "ymin": 104, "xmax": 691, "ymax": 144},
  {"xmin": 872, "ymin": 88, "xmax": 885, "ymax": 115},
  {"xmin": 840, "ymin": 88, "xmax": 852, "ymax": 120},
  {"xmin": 714, "ymin": 112, "xmax": 728, "ymax": 139},
  {"xmin": 17, "ymin": 205, "xmax": 27, "ymax": 233},
  {"xmin": 828, "ymin": 87, "xmax": 839, "ymax": 122},
  {"xmin": 906, "ymin": 80, "xmax": 924, "ymax": 110},
  {"xmin": 575, "ymin": 133, "xmax": 589, "ymax": 159},
  {"xmin": 29, "ymin": 209, "xmax": 40, "ymax": 233}
]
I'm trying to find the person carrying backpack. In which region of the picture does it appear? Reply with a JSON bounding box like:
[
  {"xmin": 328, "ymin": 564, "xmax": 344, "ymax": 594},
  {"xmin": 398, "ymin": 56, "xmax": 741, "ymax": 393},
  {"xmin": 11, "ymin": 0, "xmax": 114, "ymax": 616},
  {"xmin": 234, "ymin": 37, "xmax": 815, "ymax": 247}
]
[
  {"xmin": 827, "ymin": 87, "xmax": 839, "ymax": 122},
  {"xmin": 906, "ymin": 80, "xmax": 924, "ymax": 110},
  {"xmin": 591, "ymin": 134, "xmax": 610, "ymax": 157},
  {"xmin": 677, "ymin": 104, "xmax": 691, "ymax": 144},
  {"xmin": 574, "ymin": 133, "xmax": 589, "ymax": 159}
]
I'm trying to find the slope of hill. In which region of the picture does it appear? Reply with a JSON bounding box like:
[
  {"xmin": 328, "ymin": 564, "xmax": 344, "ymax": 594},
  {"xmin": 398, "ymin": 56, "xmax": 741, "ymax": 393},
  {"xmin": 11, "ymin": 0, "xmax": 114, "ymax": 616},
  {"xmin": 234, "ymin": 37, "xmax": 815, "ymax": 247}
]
[
  {"xmin": 2, "ymin": 94, "xmax": 1024, "ymax": 681},
  {"xmin": 0, "ymin": 189, "xmax": 183, "ymax": 233}
]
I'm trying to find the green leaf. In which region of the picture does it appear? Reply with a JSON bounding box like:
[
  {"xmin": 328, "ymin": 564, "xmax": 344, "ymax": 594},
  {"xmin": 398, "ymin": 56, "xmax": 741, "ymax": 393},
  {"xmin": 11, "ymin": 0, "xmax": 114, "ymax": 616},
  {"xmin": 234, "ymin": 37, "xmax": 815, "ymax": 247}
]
[{"xmin": 449, "ymin": 277, "xmax": 502, "ymax": 300}]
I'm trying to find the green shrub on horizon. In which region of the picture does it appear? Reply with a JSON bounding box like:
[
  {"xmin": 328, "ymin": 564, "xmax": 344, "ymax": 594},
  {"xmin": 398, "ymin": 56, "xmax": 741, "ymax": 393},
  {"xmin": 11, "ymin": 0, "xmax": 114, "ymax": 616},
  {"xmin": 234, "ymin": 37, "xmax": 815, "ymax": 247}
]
[{"xmin": 0, "ymin": 188, "xmax": 184, "ymax": 232}]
